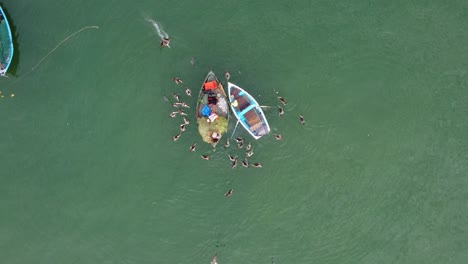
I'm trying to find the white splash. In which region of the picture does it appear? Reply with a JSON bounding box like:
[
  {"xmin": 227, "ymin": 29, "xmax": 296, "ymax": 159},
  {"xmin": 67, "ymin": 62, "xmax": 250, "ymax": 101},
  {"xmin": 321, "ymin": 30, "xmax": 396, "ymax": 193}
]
[{"xmin": 145, "ymin": 17, "xmax": 169, "ymax": 39}]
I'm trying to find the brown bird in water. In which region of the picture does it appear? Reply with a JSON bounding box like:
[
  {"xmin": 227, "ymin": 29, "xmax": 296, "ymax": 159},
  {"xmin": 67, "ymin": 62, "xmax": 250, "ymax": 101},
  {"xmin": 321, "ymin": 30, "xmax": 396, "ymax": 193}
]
[
  {"xmin": 231, "ymin": 158, "xmax": 238, "ymax": 169},
  {"xmin": 278, "ymin": 106, "xmax": 284, "ymax": 117},
  {"xmin": 201, "ymin": 155, "xmax": 210, "ymax": 160},
  {"xmin": 299, "ymin": 115, "xmax": 305, "ymax": 125},
  {"xmin": 189, "ymin": 143, "xmax": 197, "ymax": 152},
  {"xmin": 172, "ymin": 134, "xmax": 181, "ymax": 141},
  {"xmin": 246, "ymin": 142, "xmax": 252, "ymax": 151},
  {"xmin": 278, "ymin": 96, "xmax": 287, "ymax": 105},
  {"xmin": 274, "ymin": 134, "xmax": 282, "ymax": 140},
  {"xmin": 228, "ymin": 154, "xmax": 236, "ymax": 162},
  {"xmin": 252, "ymin": 162, "xmax": 262, "ymax": 168},
  {"xmin": 173, "ymin": 77, "xmax": 183, "ymax": 84}
]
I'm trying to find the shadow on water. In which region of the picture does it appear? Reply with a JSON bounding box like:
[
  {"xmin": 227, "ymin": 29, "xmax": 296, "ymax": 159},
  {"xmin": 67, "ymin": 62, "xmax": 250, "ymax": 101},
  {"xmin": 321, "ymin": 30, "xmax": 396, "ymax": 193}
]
[{"xmin": 0, "ymin": 2, "xmax": 20, "ymax": 77}]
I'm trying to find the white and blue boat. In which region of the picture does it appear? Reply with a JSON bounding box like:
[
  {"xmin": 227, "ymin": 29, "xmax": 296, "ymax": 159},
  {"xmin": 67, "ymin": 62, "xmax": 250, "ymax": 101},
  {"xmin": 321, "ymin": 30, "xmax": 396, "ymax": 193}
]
[
  {"xmin": 0, "ymin": 5, "xmax": 14, "ymax": 77},
  {"xmin": 228, "ymin": 82, "xmax": 270, "ymax": 140}
]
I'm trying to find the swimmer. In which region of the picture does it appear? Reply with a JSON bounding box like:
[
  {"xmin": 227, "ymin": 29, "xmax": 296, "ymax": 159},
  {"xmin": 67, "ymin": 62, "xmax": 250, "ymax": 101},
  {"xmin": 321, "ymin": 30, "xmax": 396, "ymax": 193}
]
[
  {"xmin": 228, "ymin": 154, "xmax": 236, "ymax": 162},
  {"xmin": 160, "ymin": 37, "xmax": 171, "ymax": 48},
  {"xmin": 274, "ymin": 134, "xmax": 282, "ymax": 140},
  {"xmin": 201, "ymin": 155, "xmax": 210, "ymax": 160},
  {"xmin": 224, "ymin": 138, "xmax": 230, "ymax": 149},
  {"xmin": 225, "ymin": 71, "xmax": 230, "ymax": 81},
  {"xmin": 172, "ymin": 134, "xmax": 181, "ymax": 141},
  {"xmin": 169, "ymin": 112, "xmax": 178, "ymax": 118},
  {"xmin": 237, "ymin": 141, "xmax": 244, "ymax": 149},
  {"xmin": 183, "ymin": 117, "xmax": 190, "ymax": 125},
  {"xmin": 180, "ymin": 124, "xmax": 186, "ymax": 132},
  {"xmin": 231, "ymin": 158, "xmax": 238, "ymax": 169},
  {"xmin": 246, "ymin": 150, "xmax": 254, "ymax": 158},
  {"xmin": 225, "ymin": 189, "xmax": 233, "ymax": 197},
  {"xmin": 172, "ymin": 93, "xmax": 180, "ymax": 101},
  {"xmin": 242, "ymin": 159, "xmax": 249, "ymax": 168}
]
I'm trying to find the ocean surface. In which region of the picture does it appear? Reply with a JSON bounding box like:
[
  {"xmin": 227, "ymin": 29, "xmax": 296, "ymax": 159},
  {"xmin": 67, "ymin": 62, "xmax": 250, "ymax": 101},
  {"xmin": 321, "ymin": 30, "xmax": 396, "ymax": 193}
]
[{"xmin": 0, "ymin": 0, "xmax": 467, "ymax": 263}]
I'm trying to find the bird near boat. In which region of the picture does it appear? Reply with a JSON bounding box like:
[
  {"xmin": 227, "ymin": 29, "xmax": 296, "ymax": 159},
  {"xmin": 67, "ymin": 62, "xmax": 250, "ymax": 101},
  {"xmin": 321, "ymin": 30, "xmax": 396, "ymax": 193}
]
[
  {"xmin": 173, "ymin": 77, "xmax": 183, "ymax": 84},
  {"xmin": 172, "ymin": 134, "xmax": 181, "ymax": 141},
  {"xmin": 189, "ymin": 143, "xmax": 197, "ymax": 152},
  {"xmin": 299, "ymin": 115, "xmax": 305, "ymax": 125},
  {"xmin": 278, "ymin": 106, "xmax": 284, "ymax": 117},
  {"xmin": 246, "ymin": 142, "xmax": 252, "ymax": 151},
  {"xmin": 278, "ymin": 96, "xmax": 287, "ymax": 105},
  {"xmin": 180, "ymin": 124, "xmax": 186, "ymax": 132},
  {"xmin": 183, "ymin": 117, "xmax": 190, "ymax": 125},
  {"xmin": 228, "ymin": 154, "xmax": 236, "ymax": 162},
  {"xmin": 252, "ymin": 162, "xmax": 262, "ymax": 168},
  {"xmin": 211, "ymin": 255, "xmax": 218, "ymax": 264},
  {"xmin": 242, "ymin": 159, "xmax": 249, "ymax": 168},
  {"xmin": 246, "ymin": 150, "xmax": 254, "ymax": 157},
  {"xmin": 231, "ymin": 158, "xmax": 238, "ymax": 169},
  {"xmin": 201, "ymin": 155, "xmax": 210, "ymax": 160},
  {"xmin": 172, "ymin": 93, "xmax": 180, "ymax": 101},
  {"xmin": 225, "ymin": 189, "xmax": 233, "ymax": 197},
  {"xmin": 274, "ymin": 134, "xmax": 282, "ymax": 140},
  {"xmin": 224, "ymin": 138, "xmax": 230, "ymax": 149},
  {"xmin": 185, "ymin": 87, "xmax": 191, "ymax": 96}
]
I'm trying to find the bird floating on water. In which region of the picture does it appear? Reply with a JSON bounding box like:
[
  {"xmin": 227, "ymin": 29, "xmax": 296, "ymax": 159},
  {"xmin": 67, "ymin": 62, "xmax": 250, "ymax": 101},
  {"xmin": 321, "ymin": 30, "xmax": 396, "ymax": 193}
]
[
  {"xmin": 189, "ymin": 143, "xmax": 197, "ymax": 152},
  {"xmin": 299, "ymin": 115, "xmax": 305, "ymax": 125}
]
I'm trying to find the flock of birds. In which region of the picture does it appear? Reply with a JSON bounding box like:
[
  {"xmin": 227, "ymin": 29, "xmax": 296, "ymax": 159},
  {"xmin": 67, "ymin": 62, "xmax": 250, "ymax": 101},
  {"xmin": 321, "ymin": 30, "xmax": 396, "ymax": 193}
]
[{"xmin": 164, "ymin": 73, "xmax": 305, "ymax": 171}]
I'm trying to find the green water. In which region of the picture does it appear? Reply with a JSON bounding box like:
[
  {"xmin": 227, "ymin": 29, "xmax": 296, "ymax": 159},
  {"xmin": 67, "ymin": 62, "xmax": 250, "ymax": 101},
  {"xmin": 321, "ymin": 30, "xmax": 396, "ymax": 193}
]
[{"xmin": 1, "ymin": 0, "xmax": 467, "ymax": 263}]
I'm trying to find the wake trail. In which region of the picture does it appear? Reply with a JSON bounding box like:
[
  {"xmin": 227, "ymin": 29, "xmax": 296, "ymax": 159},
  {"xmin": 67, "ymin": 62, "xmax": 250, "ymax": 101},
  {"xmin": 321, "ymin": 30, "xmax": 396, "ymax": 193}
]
[{"xmin": 145, "ymin": 17, "xmax": 169, "ymax": 39}]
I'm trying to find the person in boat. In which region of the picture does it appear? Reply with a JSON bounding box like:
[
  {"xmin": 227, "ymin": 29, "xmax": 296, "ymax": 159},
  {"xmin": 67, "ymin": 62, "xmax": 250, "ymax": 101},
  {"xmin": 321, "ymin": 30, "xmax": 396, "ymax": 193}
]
[
  {"xmin": 160, "ymin": 37, "xmax": 170, "ymax": 48},
  {"xmin": 211, "ymin": 132, "xmax": 221, "ymax": 143}
]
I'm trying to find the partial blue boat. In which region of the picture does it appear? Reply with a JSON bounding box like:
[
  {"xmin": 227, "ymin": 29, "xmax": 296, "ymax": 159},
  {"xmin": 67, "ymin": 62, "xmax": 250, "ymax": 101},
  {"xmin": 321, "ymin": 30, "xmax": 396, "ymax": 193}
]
[
  {"xmin": 228, "ymin": 82, "xmax": 270, "ymax": 140},
  {"xmin": 0, "ymin": 5, "xmax": 14, "ymax": 76}
]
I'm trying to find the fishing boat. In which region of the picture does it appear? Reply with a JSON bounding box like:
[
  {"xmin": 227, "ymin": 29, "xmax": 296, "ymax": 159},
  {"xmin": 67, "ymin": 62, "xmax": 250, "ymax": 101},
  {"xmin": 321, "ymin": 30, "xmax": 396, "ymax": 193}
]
[
  {"xmin": 228, "ymin": 82, "xmax": 270, "ymax": 140},
  {"xmin": 196, "ymin": 71, "xmax": 230, "ymax": 147},
  {"xmin": 0, "ymin": 5, "xmax": 13, "ymax": 77}
]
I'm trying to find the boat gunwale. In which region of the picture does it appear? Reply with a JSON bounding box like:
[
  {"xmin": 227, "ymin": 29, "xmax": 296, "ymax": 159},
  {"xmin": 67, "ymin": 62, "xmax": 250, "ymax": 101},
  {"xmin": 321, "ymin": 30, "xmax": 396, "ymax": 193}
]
[
  {"xmin": 0, "ymin": 5, "xmax": 14, "ymax": 76},
  {"xmin": 195, "ymin": 70, "xmax": 229, "ymax": 147},
  {"xmin": 227, "ymin": 82, "xmax": 270, "ymax": 140}
]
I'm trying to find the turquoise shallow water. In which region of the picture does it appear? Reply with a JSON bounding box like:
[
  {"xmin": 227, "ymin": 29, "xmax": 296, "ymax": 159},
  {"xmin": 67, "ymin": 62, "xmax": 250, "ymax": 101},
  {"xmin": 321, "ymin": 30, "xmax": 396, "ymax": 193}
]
[{"xmin": 0, "ymin": 0, "xmax": 467, "ymax": 263}]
